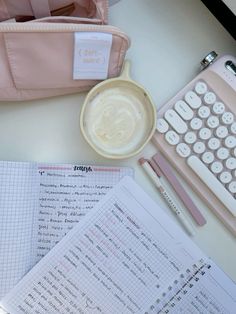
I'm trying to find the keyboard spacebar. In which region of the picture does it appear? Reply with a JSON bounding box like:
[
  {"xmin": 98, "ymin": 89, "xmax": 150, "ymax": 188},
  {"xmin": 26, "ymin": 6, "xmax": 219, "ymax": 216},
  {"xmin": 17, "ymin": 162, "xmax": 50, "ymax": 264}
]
[{"xmin": 187, "ymin": 156, "xmax": 236, "ymax": 217}]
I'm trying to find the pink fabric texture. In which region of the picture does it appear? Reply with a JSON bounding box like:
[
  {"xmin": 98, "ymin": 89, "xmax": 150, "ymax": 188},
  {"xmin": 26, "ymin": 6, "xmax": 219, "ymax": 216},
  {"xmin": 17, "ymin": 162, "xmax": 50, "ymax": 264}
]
[
  {"xmin": 0, "ymin": 1, "xmax": 107, "ymax": 22},
  {"xmin": 0, "ymin": 0, "xmax": 130, "ymax": 101},
  {"xmin": 0, "ymin": 0, "xmax": 9, "ymax": 20},
  {"xmin": 29, "ymin": 0, "xmax": 51, "ymax": 18}
]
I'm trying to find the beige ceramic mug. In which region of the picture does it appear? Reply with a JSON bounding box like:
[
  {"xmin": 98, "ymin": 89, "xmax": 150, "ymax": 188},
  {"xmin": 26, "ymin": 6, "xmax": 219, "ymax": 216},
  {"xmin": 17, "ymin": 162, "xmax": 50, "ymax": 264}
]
[{"xmin": 80, "ymin": 60, "xmax": 156, "ymax": 159}]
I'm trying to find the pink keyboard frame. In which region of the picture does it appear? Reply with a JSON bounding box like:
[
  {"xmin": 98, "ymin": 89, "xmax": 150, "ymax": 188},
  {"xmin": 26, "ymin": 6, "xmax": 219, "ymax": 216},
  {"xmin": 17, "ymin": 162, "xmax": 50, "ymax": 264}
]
[{"xmin": 152, "ymin": 55, "xmax": 236, "ymax": 236}]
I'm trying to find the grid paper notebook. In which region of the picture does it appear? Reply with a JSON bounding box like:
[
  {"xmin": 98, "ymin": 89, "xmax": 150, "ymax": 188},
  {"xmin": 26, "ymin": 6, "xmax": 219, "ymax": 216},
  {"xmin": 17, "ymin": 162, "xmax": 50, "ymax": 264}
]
[
  {"xmin": 0, "ymin": 161, "xmax": 133, "ymax": 300},
  {"xmin": 0, "ymin": 177, "xmax": 235, "ymax": 314}
]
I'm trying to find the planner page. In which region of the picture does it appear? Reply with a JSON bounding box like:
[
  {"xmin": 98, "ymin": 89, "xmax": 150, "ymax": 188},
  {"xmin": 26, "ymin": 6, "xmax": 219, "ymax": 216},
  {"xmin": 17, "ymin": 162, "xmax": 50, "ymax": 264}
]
[
  {"xmin": 0, "ymin": 161, "xmax": 39, "ymax": 299},
  {"xmin": 32, "ymin": 163, "xmax": 133, "ymax": 264},
  {"xmin": 155, "ymin": 261, "xmax": 236, "ymax": 314},
  {"xmin": 1, "ymin": 177, "xmax": 206, "ymax": 314},
  {"xmin": 0, "ymin": 161, "xmax": 132, "ymax": 300}
]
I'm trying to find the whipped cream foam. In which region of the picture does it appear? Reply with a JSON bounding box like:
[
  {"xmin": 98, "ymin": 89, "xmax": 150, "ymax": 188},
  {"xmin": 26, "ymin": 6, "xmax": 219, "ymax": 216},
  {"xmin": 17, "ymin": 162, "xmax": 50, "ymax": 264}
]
[{"xmin": 83, "ymin": 85, "xmax": 154, "ymax": 156}]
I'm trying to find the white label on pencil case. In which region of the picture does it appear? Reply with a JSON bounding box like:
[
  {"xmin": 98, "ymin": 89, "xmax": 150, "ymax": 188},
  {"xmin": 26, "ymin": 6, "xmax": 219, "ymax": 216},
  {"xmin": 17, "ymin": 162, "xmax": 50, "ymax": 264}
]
[{"xmin": 73, "ymin": 32, "xmax": 112, "ymax": 80}]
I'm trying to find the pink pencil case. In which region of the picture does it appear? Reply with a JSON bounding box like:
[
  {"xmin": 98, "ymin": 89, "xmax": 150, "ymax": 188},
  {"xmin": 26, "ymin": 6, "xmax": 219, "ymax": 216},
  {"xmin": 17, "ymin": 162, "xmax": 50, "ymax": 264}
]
[{"xmin": 0, "ymin": 0, "xmax": 130, "ymax": 101}]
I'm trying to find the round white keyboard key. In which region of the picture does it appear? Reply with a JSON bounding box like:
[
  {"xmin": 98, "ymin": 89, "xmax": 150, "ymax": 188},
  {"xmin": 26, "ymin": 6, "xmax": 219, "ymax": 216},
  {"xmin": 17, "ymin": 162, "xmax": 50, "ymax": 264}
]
[
  {"xmin": 176, "ymin": 143, "xmax": 191, "ymax": 158},
  {"xmin": 219, "ymin": 171, "xmax": 232, "ymax": 184},
  {"xmin": 228, "ymin": 181, "xmax": 236, "ymax": 194},
  {"xmin": 207, "ymin": 116, "xmax": 219, "ymax": 129},
  {"xmin": 216, "ymin": 147, "xmax": 229, "ymax": 160},
  {"xmin": 225, "ymin": 157, "xmax": 236, "ymax": 170},
  {"xmin": 215, "ymin": 125, "xmax": 228, "ymax": 139},
  {"xmin": 208, "ymin": 137, "xmax": 220, "ymax": 150},
  {"xmin": 193, "ymin": 142, "xmax": 206, "ymax": 154},
  {"xmin": 165, "ymin": 130, "xmax": 180, "ymax": 145},
  {"xmin": 164, "ymin": 109, "xmax": 188, "ymax": 134},
  {"xmin": 230, "ymin": 122, "xmax": 236, "ymax": 134},
  {"xmin": 225, "ymin": 135, "xmax": 236, "ymax": 148},
  {"xmin": 198, "ymin": 106, "xmax": 210, "ymax": 119},
  {"xmin": 157, "ymin": 118, "xmax": 169, "ymax": 133},
  {"xmin": 195, "ymin": 81, "xmax": 207, "ymax": 95},
  {"xmin": 190, "ymin": 117, "xmax": 202, "ymax": 130},
  {"xmin": 184, "ymin": 91, "xmax": 201, "ymax": 109},
  {"xmin": 204, "ymin": 92, "xmax": 216, "ymax": 105},
  {"xmin": 234, "ymin": 148, "xmax": 236, "ymax": 157},
  {"xmin": 212, "ymin": 102, "xmax": 225, "ymax": 115},
  {"xmin": 199, "ymin": 128, "xmax": 211, "ymax": 140},
  {"xmin": 202, "ymin": 151, "xmax": 214, "ymax": 164},
  {"xmin": 222, "ymin": 112, "xmax": 234, "ymax": 125},
  {"xmin": 211, "ymin": 161, "xmax": 223, "ymax": 174},
  {"xmin": 174, "ymin": 100, "xmax": 194, "ymax": 121},
  {"xmin": 184, "ymin": 131, "xmax": 197, "ymax": 144}
]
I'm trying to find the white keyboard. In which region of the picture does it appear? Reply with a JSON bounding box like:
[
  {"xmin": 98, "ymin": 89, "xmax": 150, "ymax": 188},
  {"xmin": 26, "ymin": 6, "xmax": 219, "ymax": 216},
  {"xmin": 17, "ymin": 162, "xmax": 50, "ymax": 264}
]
[{"xmin": 156, "ymin": 80, "xmax": 236, "ymax": 217}]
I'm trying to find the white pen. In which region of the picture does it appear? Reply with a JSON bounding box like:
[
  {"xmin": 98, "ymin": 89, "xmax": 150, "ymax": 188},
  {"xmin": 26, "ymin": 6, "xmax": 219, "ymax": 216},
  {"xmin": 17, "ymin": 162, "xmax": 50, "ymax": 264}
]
[{"xmin": 139, "ymin": 158, "xmax": 195, "ymax": 236}]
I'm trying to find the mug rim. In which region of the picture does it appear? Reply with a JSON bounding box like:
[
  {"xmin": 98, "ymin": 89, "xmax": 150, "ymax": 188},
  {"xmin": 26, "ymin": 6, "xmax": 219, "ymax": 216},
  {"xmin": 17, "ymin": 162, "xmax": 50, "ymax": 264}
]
[{"xmin": 80, "ymin": 76, "xmax": 156, "ymax": 159}]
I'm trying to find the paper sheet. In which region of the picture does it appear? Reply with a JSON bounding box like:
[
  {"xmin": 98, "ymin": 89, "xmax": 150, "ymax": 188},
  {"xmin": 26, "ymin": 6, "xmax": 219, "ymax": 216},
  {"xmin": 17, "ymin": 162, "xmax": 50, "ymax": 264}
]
[
  {"xmin": 1, "ymin": 177, "xmax": 211, "ymax": 314},
  {"xmin": 32, "ymin": 163, "xmax": 133, "ymax": 263},
  {"xmin": 0, "ymin": 162, "xmax": 39, "ymax": 299},
  {"xmin": 153, "ymin": 262, "xmax": 236, "ymax": 314},
  {"xmin": 0, "ymin": 161, "xmax": 133, "ymax": 300}
]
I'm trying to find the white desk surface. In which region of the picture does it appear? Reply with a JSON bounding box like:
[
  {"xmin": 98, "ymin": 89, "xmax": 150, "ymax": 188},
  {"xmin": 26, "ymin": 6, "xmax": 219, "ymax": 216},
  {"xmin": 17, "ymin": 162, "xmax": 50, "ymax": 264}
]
[{"xmin": 0, "ymin": 0, "xmax": 236, "ymax": 282}]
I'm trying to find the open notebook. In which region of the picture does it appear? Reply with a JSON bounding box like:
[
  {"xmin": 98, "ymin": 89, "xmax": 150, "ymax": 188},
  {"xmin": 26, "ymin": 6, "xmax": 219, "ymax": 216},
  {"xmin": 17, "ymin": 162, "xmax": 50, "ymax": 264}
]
[
  {"xmin": 0, "ymin": 161, "xmax": 133, "ymax": 299},
  {"xmin": 1, "ymin": 177, "xmax": 235, "ymax": 313}
]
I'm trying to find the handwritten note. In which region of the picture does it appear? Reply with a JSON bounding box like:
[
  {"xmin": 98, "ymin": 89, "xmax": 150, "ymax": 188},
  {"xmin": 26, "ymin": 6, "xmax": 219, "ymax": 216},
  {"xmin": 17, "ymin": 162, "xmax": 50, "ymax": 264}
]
[
  {"xmin": 2, "ymin": 177, "xmax": 223, "ymax": 314},
  {"xmin": 0, "ymin": 161, "xmax": 132, "ymax": 299},
  {"xmin": 1, "ymin": 177, "xmax": 235, "ymax": 314},
  {"xmin": 32, "ymin": 164, "xmax": 133, "ymax": 264},
  {"xmin": 154, "ymin": 263, "xmax": 236, "ymax": 314}
]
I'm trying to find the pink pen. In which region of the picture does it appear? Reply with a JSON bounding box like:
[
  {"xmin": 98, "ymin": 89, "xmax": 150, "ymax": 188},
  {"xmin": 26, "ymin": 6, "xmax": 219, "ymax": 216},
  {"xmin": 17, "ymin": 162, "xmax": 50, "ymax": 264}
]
[
  {"xmin": 152, "ymin": 153, "xmax": 206, "ymax": 226},
  {"xmin": 139, "ymin": 157, "xmax": 195, "ymax": 236}
]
